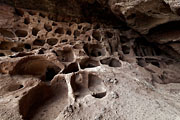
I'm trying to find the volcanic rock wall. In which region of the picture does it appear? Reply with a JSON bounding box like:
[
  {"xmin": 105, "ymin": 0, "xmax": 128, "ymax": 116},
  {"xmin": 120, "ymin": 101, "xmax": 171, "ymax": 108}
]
[{"xmin": 0, "ymin": 1, "xmax": 180, "ymax": 120}]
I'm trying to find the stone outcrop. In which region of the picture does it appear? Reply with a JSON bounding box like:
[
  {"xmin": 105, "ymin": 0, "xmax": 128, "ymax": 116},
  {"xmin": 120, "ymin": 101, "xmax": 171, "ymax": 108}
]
[
  {"xmin": 108, "ymin": 0, "xmax": 180, "ymax": 59},
  {"xmin": 0, "ymin": 1, "xmax": 180, "ymax": 120},
  {"xmin": 110, "ymin": 0, "xmax": 180, "ymax": 33},
  {"xmin": 1, "ymin": 0, "xmax": 180, "ymax": 54}
]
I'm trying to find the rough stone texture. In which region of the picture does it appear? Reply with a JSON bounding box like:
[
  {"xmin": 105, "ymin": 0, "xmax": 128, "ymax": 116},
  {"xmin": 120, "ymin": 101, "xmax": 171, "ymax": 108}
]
[
  {"xmin": 107, "ymin": 0, "xmax": 180, "ymax": 59},
  {"xmin": 110, "ymin": 0, "xmax": 180, "ymax": 33},
  {"xmin": 108, "ymin": 0, "xmax": 180, "ymax": 54},
  {"xmin": 2, "ymin": 0, "xmax": 180, "ymax": 44},
  {"xmin": 0, "ymin": 2, "xmax": 180, "ymax": 120},
  {"xmin": 1, "ymin": 0, "xmax": 180, "ymax": 34},
  {"xmin": 0, "ymin": 4, "xmax": 15, "ymax": 28}
]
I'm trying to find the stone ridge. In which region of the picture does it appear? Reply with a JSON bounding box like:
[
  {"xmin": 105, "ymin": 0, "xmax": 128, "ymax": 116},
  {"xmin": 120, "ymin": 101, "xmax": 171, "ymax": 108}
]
[{"xmin": 0, "ymin": 3, "xmax": 180, "ymax": 120}]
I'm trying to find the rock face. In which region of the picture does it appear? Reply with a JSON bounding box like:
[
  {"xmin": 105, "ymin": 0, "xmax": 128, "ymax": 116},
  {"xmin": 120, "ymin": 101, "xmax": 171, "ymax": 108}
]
[
  {"xmin": 0, "ymin": 1, "xmax": 180, "ymax": 120},
  {"xmin": 110, "ymin": 0, "xmax": 180, "ymax": 33},
  {"xmin": 1, "ymin": 0, "xmax": 180, "ymax": 54},
  {"xmin": 108, "ymin": 0, "xmax": 180, "ymax": 59}
]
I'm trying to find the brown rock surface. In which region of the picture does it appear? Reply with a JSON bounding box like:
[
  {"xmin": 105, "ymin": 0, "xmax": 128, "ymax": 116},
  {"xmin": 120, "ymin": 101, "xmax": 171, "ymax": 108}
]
[
  {"xmin": 110, "ymin": 0, "xmax": 180, "ymax": 33},
  {"xmin": 0, "ymin": 2, "xmax": 180, "ymax": 120}
]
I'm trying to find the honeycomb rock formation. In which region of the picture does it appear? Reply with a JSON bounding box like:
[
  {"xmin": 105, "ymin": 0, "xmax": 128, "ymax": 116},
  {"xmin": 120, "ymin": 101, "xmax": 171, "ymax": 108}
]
[
  {"xmin": 109, "ymin": 0, "xmax": 180, "ymax": 51},
  {"xmin": 0, "ymin": 2, "xmax": 180, "ymax": 120}
]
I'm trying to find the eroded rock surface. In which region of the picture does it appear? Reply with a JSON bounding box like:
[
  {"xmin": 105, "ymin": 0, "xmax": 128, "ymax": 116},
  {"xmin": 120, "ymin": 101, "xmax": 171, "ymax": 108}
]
[
  {"xmin": 110, "ymin": 0, "xmax": 180, "ymax": 33},
  {"xmin": 0, "ymin": 2, "xmax": 180, "ymax": 120}
]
